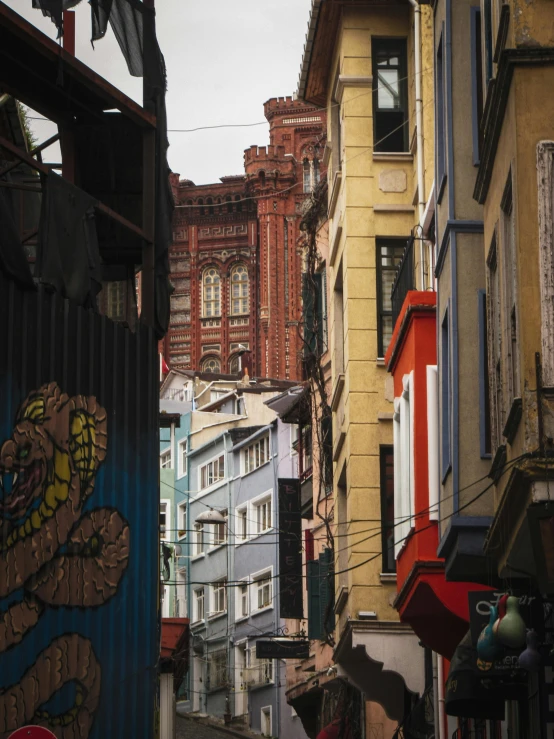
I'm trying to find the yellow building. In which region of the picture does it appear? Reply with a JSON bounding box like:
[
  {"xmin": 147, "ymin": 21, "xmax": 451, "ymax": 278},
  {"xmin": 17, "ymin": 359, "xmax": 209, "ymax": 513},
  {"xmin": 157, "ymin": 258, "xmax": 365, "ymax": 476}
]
[
  {"xmin": 297, "ymin": 0, "xmax": 435, "ymax": 733},
  {"xmin": 475, "ymin": 0, "xmax": 554, "ymax": 691}
]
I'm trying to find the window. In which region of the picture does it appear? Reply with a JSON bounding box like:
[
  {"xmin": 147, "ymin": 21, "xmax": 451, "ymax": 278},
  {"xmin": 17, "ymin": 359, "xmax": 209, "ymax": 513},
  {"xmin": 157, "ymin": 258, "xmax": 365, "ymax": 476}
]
[
  {"xmin": 372, "ymin": 38, "xmax": 408, "ymax": 152},
  {"xmin": 226, "ymin": 195, "xmax": 233, "ymax": 213},
  {"xmin": 212, "ymin": 579, "xmax": 227, "ymax": 614},
  {"xmin": 478, "ymin": 292, "xmax": 492, "ymax": 457},
  {"xmin": 334, "ymin": 262, "xmax": 344, "ymax": 374},
  {"xmin": 200, "ymin": 454, "xmax": 225, "ymax": 490},
  {"xmin": 238, "ymin": 582, "xmax": 249, "ymax": 619},
  {"xmin": 501, "ymin": 174, "xmax": 519, "ymax": 409},
  {"xmin": 300, "ymin": 425, "xmax": 313, "ymax": 478},
  {"xmin": 441, "ymin": 307, "xmax": 452, "ymax": 475},
  {"xmin": 212, "ymin": 510, "xmax": 228, "ymax": 547},
  {"xmin": 483, "ymin": 0, "xmax": 494, "ymax": 88},
  {"xmin": 246, "ymin": 650, "xmax": 273, "ymax": 686},
  {"xmin": 331, "ymin": 96, "xmax": 342, "ymax": 176},
  {"xmin": 377, "ymin": 240, "xmax": 406, "ymax": 357},
  {"xmin": 208, "ymin": 648, "xmax": 227, "ymax": 690},
  {"xmin": 194, "ymin": 587, "xmax": 205, "ymax": 622},
  {"xmin": 176, "ymin": 569, "xmax": 187, "ymax": 618},
  {"xmin": 303, "ymin": 159, "xmax": 311, "ymax": 193},
  {"xmin": 230, "ymin": 264, "xmax": 249, "ymax": 315},
  {"xmin": 160, "ymin": 449, "xmax": 172, "ymax": 469},
  {"xmin": 107, "ymin": 281, "xmax": 125, "ymax": 321},
  {"xmin": 393, "ymin": 373, "xmax": 414, "ymax": 558},
  {"xmin": 255, "ymin": 499, "xmax": 272, "ymax": 535},
  {"xmin": 244, "ymin": 435, "xmax": 270, "ymax": 474},
  {"xmin": 160, "ymin": 501, "xmax": 169, "ymax": 541},
  {"xmin": 203, "ymin": 268, "xmax": 221, "ymax": 317},
  {"xmin": 237, "ymin": 507, "xmax": 248, "ymax": 541},
  {"xmin": 487, "ymin": 235, "xmax": 503, "ymax": 449},
  {"xmin": 313, "ymin": 159, "xmax": 320, "ymax": 187},
  {"xmin": 261, "ymin": 706, "xmax": 272, "ymax": 736},
  {"xmin": 194, "ymin": 523, "xmax": 205, "ymax": 556},
  {"xmin": 201, "ymin": 356, "xmax": 221, "ymax": 374},
  {"xmin": 471, "ymin": 10, "xmax": 484, "ymax": 165},
  {"xmin": 178, "ymin": 438, "xmax": 188, "ymax": 478},
  {"xmin": 229, "ymin": 355, "xmax": 240, "ymax": 374},
  {"xmin": 178, "ymin": 503, "xmax": 187, "ymax": 538},
  {"xmin": 436, "ymin": 33, "xmax": 446, "ymax": 188},
  {"xmin": 254, "ymin": 573, "xmax": 272, "ymax": 610},
  {"xmin": 380, "ymin": 446, "xmax": 395, "ymax": 573}
]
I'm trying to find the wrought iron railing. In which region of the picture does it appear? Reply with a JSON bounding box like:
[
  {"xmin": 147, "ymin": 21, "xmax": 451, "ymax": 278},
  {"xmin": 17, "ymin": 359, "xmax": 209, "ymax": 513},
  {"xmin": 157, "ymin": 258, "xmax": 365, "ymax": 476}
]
[{"xmin": 390, "ymin": 236, "xmax": 416, "ymax": 330}]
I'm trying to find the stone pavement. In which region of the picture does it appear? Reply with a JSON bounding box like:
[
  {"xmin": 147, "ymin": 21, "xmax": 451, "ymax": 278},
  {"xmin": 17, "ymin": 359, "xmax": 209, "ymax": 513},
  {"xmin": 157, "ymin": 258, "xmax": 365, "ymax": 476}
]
[{"xmin": 176, "ymin": 715, "xmax": 232, "ymax": 739}]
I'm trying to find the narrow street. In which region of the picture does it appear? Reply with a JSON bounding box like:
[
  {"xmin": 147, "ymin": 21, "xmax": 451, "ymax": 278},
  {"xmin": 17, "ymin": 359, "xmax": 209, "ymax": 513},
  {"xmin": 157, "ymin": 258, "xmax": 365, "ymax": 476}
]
[{"xmin": 176, "ymin": 716, "xmax": 235, "ymax": 739}]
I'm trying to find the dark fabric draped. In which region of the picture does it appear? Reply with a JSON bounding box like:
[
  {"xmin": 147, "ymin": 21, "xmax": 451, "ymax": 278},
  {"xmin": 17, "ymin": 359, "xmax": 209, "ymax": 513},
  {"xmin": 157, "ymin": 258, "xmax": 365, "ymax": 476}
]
[{"xmin": 0, "ymin": 182, "xmax": 35, "ymax": 289}]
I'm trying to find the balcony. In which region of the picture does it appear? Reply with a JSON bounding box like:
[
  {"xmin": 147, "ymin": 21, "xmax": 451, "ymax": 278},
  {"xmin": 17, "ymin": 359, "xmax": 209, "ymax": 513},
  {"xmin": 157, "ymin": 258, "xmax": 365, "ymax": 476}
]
[{"xmin": 390, "ymin": 236, "xmax": 415, "ymax": 330}]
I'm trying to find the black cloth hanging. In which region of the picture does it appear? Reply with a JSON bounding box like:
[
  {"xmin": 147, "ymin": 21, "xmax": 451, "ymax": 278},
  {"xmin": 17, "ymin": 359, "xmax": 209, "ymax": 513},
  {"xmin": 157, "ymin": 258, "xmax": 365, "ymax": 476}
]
[
  {"xmin": 32, "ymin": 0, "xmax": 81, "ymax": 37},
  {"xmin": 36, "ymin": 172, "xmax": 102, "ymax": 307},
  {"xmin": 0, "ymin": 183, "xmax": 35, "ymax": 289}
]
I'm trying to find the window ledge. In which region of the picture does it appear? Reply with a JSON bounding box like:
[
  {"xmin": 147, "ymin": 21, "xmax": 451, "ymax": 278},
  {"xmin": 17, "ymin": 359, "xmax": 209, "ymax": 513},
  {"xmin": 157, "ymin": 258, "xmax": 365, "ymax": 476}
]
[
  {"xmin": 242, "ymin": 460, "xmax": 271, "ymax": 478},
  {"xmin": 331, "ymin": 374, "xmax": 345, "ymax": 412},
  {"xmin": 190, "ymin": 619, "xmax": 205, "ymax": 628},
  {"xmin": 207, "ymin": 611, "xmax": 227, "ymax": 622},
  {"xmin": 235, "ymin": 615, "xmax": 249, "ymax": 624},
  {"xmin": 208, "ymin": 544, "xmax": 226, "ymax": 555},
  {"xmin": 328, "ymin": 171, "xmax": 342, "ymax": 219},
  {"xmin": 248, "ymin": 530, "xmax": 274, "ymax": 543},
  {"xmin": 191, "ymin": 553, "xmax": 206, "ymax": 562},
  {"xmin": 194, "ymin": 479, "xmax": 227, "ymax": 499},
  {"xmin": 372, "ymin": 152, "xmax": 413, "ymax": 162},
  {"xmin": 376, "ymin": 358, "xmax": 386, "ymax": 366},
  {"xmin": 380, "ymin": 572, "xmax": 397, "ymax": 583},
  {"xmin": 251, "ymin": 605, "xmax": 273, "ymax": 616},
  {"xmin": 248, "ymin": 681, "xmax": 275, "ymax": 692}
]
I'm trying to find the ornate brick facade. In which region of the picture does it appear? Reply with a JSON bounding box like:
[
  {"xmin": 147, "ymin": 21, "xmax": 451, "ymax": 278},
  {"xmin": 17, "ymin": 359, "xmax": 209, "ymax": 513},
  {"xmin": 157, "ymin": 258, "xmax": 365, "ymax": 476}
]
[{"xmin": 162, "ymin": 97, "xmax": 326, "ymax": 380}]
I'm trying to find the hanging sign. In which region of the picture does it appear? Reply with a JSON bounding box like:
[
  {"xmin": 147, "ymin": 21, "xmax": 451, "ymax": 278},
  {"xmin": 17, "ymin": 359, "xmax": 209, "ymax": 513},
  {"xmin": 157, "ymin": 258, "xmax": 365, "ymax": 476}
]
[
  {"xmin": 256, "ymin": 639, "xmax": 310, "ymax": 660},
  {"xmin": 278, "ymin": 478, "xmax": 303, "ymax": 619}
]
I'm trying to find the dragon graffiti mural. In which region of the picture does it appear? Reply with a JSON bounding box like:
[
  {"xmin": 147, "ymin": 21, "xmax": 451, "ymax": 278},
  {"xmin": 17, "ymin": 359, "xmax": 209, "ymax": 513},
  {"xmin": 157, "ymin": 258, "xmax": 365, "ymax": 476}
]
[{"xmin": 0, "ymin": 382, "xmax": 130, "ymax": 738}]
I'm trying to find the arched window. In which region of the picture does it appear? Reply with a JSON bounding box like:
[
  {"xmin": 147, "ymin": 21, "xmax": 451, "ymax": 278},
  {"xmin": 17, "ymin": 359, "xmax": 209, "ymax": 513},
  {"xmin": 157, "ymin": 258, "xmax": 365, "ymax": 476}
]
[
  {"xmin": 229, "ymin": 355, "xmax": 240, "ymax": 375},
  {"xmin": 202, "ymin": 356, "xmax": 221, "ymax": 374},
  {"xmin": 303, "ymin": 159, "xmax": 311, "ymax": 193},
  {"xmin": 198, "ymin": 198, "xmax": 204, "ymax": 216},
  {"xmin": 313, "ymin": 159, "xmax": 320, "ymax": 187},
  {"xmin": 186, "ymin": 199, "xmax": 193, "ymax": 210},
  {"xmin": 230, "ymin": 264, "xmax": 249, "ymax": 315},
  {"xmin": 207, "ymin": 197, "xmax": 214, "ymax": 215},
  {"xmin": 259, "ymin": 170, "xmax": 266, "ymax": 188},
  {"xmin": 226, "ymin": 196, "xmax": 233, "ymax": 213},
  {"xmin": 203, "ymin": 268, "xmax": 221, "ymax": 317},
  {"xmin": 216, "ymin": 197, "xmax": 222, "ymax": 213},
  {"xmin": 235, "ymin": 195, "xmax": 242, "ymax": 213}
]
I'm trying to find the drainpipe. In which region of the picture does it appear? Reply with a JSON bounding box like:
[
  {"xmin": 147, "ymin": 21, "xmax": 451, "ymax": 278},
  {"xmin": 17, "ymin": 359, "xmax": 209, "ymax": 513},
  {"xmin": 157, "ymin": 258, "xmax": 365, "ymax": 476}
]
[
  {"xmin": 407, "ymin": 0, "xmax": 426, "ymax": 289},
  {"xmin": 437, "ymin": 653, "xmax": 446, "ymax": 739}
]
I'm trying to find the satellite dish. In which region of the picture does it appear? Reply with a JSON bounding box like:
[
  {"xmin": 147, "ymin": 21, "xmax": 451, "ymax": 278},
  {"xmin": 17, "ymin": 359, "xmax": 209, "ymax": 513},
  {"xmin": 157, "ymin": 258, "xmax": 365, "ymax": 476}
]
[{"xmin": 174, "ymin": 544, "xmax": 182, "ymax": 557}]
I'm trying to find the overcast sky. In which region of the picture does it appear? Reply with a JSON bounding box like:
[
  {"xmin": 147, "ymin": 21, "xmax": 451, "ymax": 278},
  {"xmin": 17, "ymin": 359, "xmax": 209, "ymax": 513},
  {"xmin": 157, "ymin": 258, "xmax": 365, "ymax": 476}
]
[{"xmin": 4, "ymin": 0, "xmax": 313, "ymax": 184}]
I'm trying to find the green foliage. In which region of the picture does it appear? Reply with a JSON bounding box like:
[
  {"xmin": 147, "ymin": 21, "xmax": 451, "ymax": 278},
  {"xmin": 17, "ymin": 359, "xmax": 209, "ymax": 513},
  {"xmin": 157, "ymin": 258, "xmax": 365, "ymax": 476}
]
[{"xmin": 16, "ymin": 102, "xmax": 38, "ymax": 151}]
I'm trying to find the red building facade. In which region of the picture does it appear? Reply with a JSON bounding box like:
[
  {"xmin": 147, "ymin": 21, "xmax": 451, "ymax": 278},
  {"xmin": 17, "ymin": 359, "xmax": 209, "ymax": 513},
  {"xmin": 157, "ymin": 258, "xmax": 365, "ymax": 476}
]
[{"xmin": 163, "ymin": 97, "xmax": 326, "ymax": 380}]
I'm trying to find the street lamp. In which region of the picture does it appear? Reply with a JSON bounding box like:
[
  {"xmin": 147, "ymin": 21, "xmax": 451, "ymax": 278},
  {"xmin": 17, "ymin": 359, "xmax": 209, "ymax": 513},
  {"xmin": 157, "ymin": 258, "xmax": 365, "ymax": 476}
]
[{"xmin": 194, "ymin": 508, "xmax": 226, "ymax": 524}]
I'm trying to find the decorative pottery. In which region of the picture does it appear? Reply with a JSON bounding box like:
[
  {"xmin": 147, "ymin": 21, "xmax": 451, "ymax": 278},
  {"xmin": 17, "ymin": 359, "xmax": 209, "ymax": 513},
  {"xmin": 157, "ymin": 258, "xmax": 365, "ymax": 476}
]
[
  {"xmin": 477, "ymin": 604, "xmax": 503, "ymax": 662},
  {"xmin": 496, "ymin": 595, "xmax": 527, "ymax": 649},
  {"xmin": 492, "ymin": 594, "xmax": 509, "ymax": 638},
  {"xmin": 518, "ymin": 629, "xmax": 541, "ymax": 672}
]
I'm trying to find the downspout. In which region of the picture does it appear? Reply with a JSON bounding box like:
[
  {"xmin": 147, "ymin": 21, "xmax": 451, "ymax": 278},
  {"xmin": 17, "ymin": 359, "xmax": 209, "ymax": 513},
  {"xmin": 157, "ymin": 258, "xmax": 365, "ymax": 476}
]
[
  {"xmin": 407, "ymin": 0, "xmax": 426, "ymax": 289},
  {"xmin": 437, "ymin": 653, "xmax": 446, "ymax": 739},
  {"xmin": 272, "ymin": 426, "xmax": 281, "ymax": 739}
]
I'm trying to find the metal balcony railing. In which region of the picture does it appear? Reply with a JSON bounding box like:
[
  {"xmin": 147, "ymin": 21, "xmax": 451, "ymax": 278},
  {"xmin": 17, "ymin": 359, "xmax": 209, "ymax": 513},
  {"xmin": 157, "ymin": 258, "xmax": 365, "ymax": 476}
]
[{"xmin": 390, "ymin": 236, "xmax": 415, "ymax": 330}]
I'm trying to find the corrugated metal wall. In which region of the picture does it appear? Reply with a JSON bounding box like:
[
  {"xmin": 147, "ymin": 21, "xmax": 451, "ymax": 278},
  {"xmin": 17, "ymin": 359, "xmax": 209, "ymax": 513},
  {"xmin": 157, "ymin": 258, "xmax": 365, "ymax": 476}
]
[{"xmin": 0, "ymin": 274, "xmax": 159, "ymax": 739}]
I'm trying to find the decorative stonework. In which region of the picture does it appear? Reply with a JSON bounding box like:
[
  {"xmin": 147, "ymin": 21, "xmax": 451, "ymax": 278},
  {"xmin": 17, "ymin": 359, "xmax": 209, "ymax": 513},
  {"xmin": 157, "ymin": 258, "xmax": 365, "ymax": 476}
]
[
  {"xmin": 379, "ymin": 169, "xmax": 407, "ymax": 193},
  {"xmin": 198, "ymin": 224, "xmax": 247, "ymax": 239},
  {"xmin": 537, "ymin": 141, "xmax": 554, "ymax": 385}
]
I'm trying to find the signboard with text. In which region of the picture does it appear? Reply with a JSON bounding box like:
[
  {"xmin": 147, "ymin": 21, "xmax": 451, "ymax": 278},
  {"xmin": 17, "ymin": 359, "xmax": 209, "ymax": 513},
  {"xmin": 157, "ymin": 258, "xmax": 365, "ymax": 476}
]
[
  {"xmin": 278, "ymin": 478, "xmax": 303, "ymax": 619},
  {"xmin": 256, "ymin": 639, "xmax": 310, "ymax": 660}
]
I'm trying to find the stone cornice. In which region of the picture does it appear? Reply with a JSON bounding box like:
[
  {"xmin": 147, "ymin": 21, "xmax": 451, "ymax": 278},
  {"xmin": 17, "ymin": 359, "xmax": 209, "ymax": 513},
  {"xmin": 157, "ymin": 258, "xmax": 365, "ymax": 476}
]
[{"xmin": 474, "ymin": 47, "xmax": 554, "ymax": 204}]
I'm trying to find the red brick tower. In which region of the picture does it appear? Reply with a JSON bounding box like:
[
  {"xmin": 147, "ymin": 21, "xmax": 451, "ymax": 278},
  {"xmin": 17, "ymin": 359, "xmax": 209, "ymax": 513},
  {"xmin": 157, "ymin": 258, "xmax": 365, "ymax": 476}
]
[
  {"xmin": 245, "ymin": 96, "xmax": 326, "ymax": 379},
  {"xmin": 165, "ymin": 97, "xmax": 326, "ymax": 380}
]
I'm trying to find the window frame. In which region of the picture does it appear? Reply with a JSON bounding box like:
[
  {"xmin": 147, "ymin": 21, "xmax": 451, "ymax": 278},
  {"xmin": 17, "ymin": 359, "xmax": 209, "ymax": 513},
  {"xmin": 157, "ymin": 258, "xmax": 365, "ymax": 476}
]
[
  {"xmin": 441, "ymin": 305, "xmax": 452, "ymax": 479},
  {"xmin": 199, "ymin": 453, "xmax": 226, "ymax": 492},
  {"xmin": 251, "ymin": 490, "xmax": 273, "ymax": 536},
  {"xmin": 436, "ymin": 29, "xmax": 447, "ymax": 195},
  {"xmin": 251, "ymin": 567, "xmax": 273, "ymax": 614},
  {"xmin": 376, "ymin": 239, "xmax": 408, "ymax": 358},
  {"xmin": 372, "ymin": 37, "xmax": 409, "ymax": 153},
  {"xmin": 193, "ymin": 587, "xmax": 205, "ymax": 623},
  {"xmin": 229, "ymin": 264, "xmax": 249, "ymax": 316},
  {"xmin": 211, "ymin": 579, "xmax": 228, "ymax": 617},
  {"xmin": 236, "ymin": 579, "xmax": 249, "ymax": 621},
  {"xmin": 160, "ymin": 447, "xmax": 172, "ymax": 470},
  {"xmin": 202, "ymin": 267, "xmax": 221, "ymax": 318},
  {"xmin": 178, "ymin": 438, "xmax": 188, "ymax": 479},
  {"xmin": 160, "ymin": 499, "xmax": 170, "ymax": 542},
  {"xmin": 379, "ymin": 445, "xmax": 396, "ymax": 574},
  {"xmin": 243, "ymin": 435, "xmax": 271, "ymax": 475},
  {"xmin": 193, "ymin": 522, "xmax": 205, "ymax": 557},
  {"xmin": 236, "ymin": 505, "xmax": 248, "ymax": 543},
  {"xmin": 211, "ymin": 509, "xmax": 228, "ymax": 549},
  {"xmin": 178, "ymin": 502, "xmax": 187, "ymax": 539}
]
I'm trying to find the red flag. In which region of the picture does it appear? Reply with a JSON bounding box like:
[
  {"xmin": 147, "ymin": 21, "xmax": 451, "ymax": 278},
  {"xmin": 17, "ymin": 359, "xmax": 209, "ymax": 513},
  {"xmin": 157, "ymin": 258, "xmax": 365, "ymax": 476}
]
[{"xmin": 161, "ymin": 356, "xmax": 170, "ymax": 375}]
